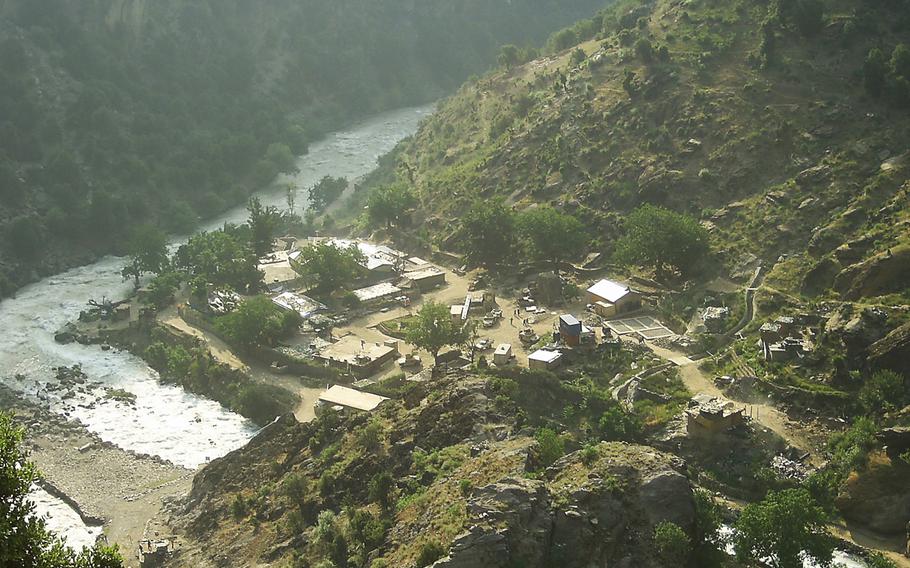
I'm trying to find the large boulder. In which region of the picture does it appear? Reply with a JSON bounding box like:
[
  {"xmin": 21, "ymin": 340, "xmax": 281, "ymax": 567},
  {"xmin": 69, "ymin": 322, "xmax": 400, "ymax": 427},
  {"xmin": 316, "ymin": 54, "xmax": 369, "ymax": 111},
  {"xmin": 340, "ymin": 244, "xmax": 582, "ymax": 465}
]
[
  {"xmin": 836, "ymin": 452, "xmax": 910, "ymax": 535},
  {"xmin": 834, "ymin": 246, "xmax": 910, "ymax": 300},
  {"xmin": 800, "ymin": 257, "xmax": 841, "ymax": 296},
  {"xmin": 868, "ymin": 321, "xmax": 910, "ymax": 376},
  {"xmin": 433, "ymin": 443, "xmax": 695, "ymax": 568}
]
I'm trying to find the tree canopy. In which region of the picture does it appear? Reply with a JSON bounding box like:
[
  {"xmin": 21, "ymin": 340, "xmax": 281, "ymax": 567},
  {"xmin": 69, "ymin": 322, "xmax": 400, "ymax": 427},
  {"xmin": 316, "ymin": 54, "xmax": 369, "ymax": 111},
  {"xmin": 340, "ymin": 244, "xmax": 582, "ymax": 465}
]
[
  {"xmin": 246, "ymin": 197, "xmax": 281, "ymax": 257},
  {"xmin": 0, "ymin": 412, "xmax": 124, "ymax": 568},
  {"xmin": 295, "ymin": 242, "xmax": 366, "ymax": 292},
  {"xmin": 174, "ymin": 228, "xmax": 262, "ymax": 294},
  {"xmin": 121, "ymin": 225, "xmax": 169, "ymax": 287},
  {"xmin": 733, "ymin": 488, "xmax": 834, "ymax": 568},
  {"xmin": 458, "ymin": 199, "xmax": 516, "ymax": 268},
  {"xmin": 405, "ymin": 301, "xmax": 469, "ymax": 364},
  {"xmin": 517, "ymin": 206, "xmax": 585, "ymax": 271},
  {"xmin": 614, "ymin": 204, "xmax": 709, "ymax": 278},
  {"xmin": 216, "ymin": 295, "xmax": 302, "ymax": 351},
  {"xmin": 308, "ymin": 176, "xmax": 348, "ymax": 213},
  {"xmin": 367, "ymin": 184, "xmax": 416, "ymax": 229}
]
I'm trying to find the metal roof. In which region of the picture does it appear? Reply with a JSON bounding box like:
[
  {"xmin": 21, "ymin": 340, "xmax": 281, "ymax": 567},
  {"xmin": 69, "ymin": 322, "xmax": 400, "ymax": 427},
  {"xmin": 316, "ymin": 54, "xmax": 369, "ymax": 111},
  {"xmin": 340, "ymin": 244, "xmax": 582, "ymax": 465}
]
[
  {"xmin": 318, "ymin": 385, "xmax": 388, "ymax": 412},
  {"xmin": 352, "ymin": 282, "xmax": 401, "ymax": 302},
  {"xmin": 529, "ymin": 349, "xmax": 562, "ymax": 363},
  {"xmin": 586, "ymin": 279, "xmax": 633, "ymax": 303}
]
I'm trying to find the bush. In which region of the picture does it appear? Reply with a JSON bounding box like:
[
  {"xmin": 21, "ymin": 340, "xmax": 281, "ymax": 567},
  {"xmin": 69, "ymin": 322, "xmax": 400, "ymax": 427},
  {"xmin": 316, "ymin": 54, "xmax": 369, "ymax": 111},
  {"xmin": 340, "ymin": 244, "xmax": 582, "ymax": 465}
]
[
  {"xmin": 859, "ymin": 370, "xmax": 908, "ymax": 415},
  {"xmin": 581, "ymin": 444, "xmax": 599, "ymax": 465},
  {"xmin": 535, "ymin": 428, "xmax": 565, "ymax": 468},
  {"xmin": 415, "ymin": 540, "xmax": 446, "ymax": 567},
  {"xmin": 653, "ymin": 521, "xmax": 691, "ymax": 565},
  {"xmin": 634, "ymin": 38, "xmax": 654, "ymax": 63}
]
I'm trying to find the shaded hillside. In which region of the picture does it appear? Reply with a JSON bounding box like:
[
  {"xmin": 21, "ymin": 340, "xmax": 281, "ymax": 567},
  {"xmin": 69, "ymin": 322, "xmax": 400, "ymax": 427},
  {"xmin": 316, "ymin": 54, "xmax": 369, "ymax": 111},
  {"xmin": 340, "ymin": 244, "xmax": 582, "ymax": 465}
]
[
  {"xmin": 0, "ymin": 0, "xmax": 607, "ymax": 297},
  {"xmin": 364, "ymin": 0, "xmax": 910, "ymax": 301},
  {"xmin": 167, "ymin": 372, "xmax": 701, "ymax": 568}
]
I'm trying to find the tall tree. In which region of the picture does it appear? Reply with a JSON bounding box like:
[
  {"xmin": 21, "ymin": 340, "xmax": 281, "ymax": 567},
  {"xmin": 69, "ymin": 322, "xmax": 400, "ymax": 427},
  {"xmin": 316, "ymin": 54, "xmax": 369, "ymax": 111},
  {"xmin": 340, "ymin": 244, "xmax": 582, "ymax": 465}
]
[
  {"xmin": 614, "ymin": 204, "xmax": 709, "ymax": 279},
  {"xmin": 216, "ymin": 295, "xmax": 301, "ymax": 351},
  {"xmin": 458, "ymin": 199, "xmax": 516, "ymax": 268},
  {"xmin": 246, "ymin": 197, "xmax": 281, "ymax": 257},
  {"xmin": 0, "ymin": 412, "xmax": 124, "ymax": 568},
  {"xmin": 734, "ymin": 488, "xmax": 834, "ymax": 568},
  {"xmin": 405, "ymin": 301, "xmax": 468, "ymax": 365},
  {"xmin": 367, "ymin": 184, "xmax": 416, "ymax": 229},
  {"xmin": 174, "ymin": 228, "xmax": 262, "ymax": 294},
  {"xmin": 295, "ymin": 242, "xmax": 365, "ymax": 292},
  {"xmin": 308, "ymin": 176, "xmax": 348, "ymax": 213},
  {"xmin": 121, "ymin": 225, "xmax": 169, "ymax": 288},
  {"xmin": 517, "ymin": 206, "xmax": 585, "ymax": 272}
]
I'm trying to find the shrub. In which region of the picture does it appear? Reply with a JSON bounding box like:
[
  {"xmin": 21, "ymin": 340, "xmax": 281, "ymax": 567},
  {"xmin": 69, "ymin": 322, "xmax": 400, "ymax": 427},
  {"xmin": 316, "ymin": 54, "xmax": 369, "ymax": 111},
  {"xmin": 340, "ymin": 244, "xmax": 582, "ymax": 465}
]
[
  {"xmin": 415, "ymin": 540, "xmax": 446, "ymax": 567},
  {"xmin": 581, "ymin": 444, "xmax": 599, "ymax": 465},
  {"xmin": 535, "ymin": 428, "xmax": 565, "ymax": 468},
  {"xmin": 653, "ymin": 521, "xmax": 691, "ymax": 564}
]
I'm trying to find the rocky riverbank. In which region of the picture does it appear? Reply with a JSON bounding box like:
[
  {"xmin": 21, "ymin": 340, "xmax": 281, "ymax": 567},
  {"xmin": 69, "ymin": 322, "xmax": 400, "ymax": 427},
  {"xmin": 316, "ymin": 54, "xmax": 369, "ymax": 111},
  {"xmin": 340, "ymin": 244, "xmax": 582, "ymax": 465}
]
[{"xmin": 1, "ymin": 385, "xmax": 193, "ymax": 566}]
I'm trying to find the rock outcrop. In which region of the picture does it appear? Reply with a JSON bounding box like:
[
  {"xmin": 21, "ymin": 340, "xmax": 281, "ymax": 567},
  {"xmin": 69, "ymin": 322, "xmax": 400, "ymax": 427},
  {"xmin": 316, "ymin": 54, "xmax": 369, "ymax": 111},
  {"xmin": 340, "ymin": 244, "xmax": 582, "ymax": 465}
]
[
  {"xmin": 868, "ymin": 321, "xmax": 910, "ymax": 376},
  {"xmin": 834, "ymin": 246, "xmax": 910, "ymax": 300},
  {"xmin": 432, "ymin": 443, "xmax": 695, "ymax": 568}
]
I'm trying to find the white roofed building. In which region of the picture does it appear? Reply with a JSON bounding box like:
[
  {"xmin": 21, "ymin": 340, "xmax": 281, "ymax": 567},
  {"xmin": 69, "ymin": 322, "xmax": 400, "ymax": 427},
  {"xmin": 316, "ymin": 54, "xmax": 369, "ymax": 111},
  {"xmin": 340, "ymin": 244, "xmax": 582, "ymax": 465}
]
[
  {"xmin": 586, "ymin": 279, "xmax": 641, "ymax": 318},
  {"xmin": 316, "ymin": 385, "xmax": 388, "ymax": 414}
]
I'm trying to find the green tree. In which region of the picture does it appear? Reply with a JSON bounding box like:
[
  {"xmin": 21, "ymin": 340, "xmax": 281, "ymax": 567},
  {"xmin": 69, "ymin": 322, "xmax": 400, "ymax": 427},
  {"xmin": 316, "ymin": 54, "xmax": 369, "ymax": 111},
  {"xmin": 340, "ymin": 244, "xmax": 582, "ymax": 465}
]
[
  {"xmin": 405, "ymin": 301, "xmax": 468, "ymax": 365},
  {"xmin": 653, "ymin": 521, "xmax": 691, "ymax": 565},
  {"xmin": 598, "ymin": 405, "xmax": 641, "ymax": 441},
  {"xmin": 175, "ymin": 228, "xmax": 262, "ymax": 293},
  {"xmin": 517, "ymin": 206, "xmax": 585, "ymax": 272},
  {"xmin": 614, "ymin": 204, "xmax": 709, "ymax": 278},
  {"xmin": 634, "ymin": 38, "xmax": 655, "ymax": 63},
  {"xmin": 368, "ymin": 472, "xmax": 395, "ymax": 511},
  {"xmin": 121, "ymin": 225, "xmax": 169, "ymax": 288},
  {"xmin": 498, "ymin": 44, "xmax": 521, "ymax": 69},
  {"xmin": 864, "ymin": 48, "xmax": 888, "ymax": 97},
  {"xmin": 144, "ymin": 272, "xmax": 183, "ymax": 309},
  {"xmin": 246, "ymin": 197, "xmax": 281, "ymax": 256},
  {"xmin": 367, "ymin": 184, "xmax": 416, "ymax": 229},
  {"xmin": 0, "ymin": 413, "xmax": 124, "ymax": 568},
  {"xmin": 295, "ymin": 242, "xmax": 365, "ymax": 292},
  {"xmin": 733, "ymin": 488, "xmax": 834, "ymax": 568},
  {"xmin": 569, "ymin": 47, "xmax": 586, "ymax": 66},
  {"xmin": 308, "ymin": 176, "xmax": 348, "ymax": 213},
  {"xmin": 458, "ymin": 199, "xmax": 516, "ymax": 268},
  {"xmin": 265, "ymin": 143, "xmax": 298, "ymax": 175},
  {"xmin": 534, "ymin": 427, "xmax": 565, "ymax": 467},
  {"xmin": 892, "ymin": 44, "xmax": 910, "ymax": 80},
  {"xmin": 216, "ymin": 295, "xmax": 300, "ymax": 350},
  {"xmin": 859, "ymin": 369, "xmax": 908, "ymax": 416}
]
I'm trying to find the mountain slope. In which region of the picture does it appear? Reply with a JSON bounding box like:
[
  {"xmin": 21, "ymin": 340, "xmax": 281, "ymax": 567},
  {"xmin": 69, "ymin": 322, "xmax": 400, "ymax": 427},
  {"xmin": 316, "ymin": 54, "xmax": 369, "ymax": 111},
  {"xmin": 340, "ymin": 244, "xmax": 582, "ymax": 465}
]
[
  {"xmin": 0, "ymin": 0, "xmax": 607, "ymax": 297},
  {"xmin": 364, "ymin": 0, "xmax": 910, "ymax": 301}
]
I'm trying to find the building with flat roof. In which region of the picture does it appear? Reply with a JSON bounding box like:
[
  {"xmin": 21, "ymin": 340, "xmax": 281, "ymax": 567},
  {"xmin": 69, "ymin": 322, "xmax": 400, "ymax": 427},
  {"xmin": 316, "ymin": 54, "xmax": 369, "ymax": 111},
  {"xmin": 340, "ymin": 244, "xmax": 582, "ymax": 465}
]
[
  {"xmin": 402, "ymin": 267, "xmax": 446, "ymax": 291},
  {"xmin": 314, "ymin": 335, "xmax": 398, "ymax": 378},
  {"xmin": 686, "ymin": 394, "xmax": 744, "ymax": 434},
  {"xmin": 587, "ymin": 279, "xmax": 641, "ymax": 318},
  {"xmin": 352, "ymin": 282, "xmax": 402, "ymax": 304},
  {"xmin": 271, "ymin": 292, "xmax": 326, "ymax": 319},
  {"xmin": 529, "ymin": 349, "xmax": 563, "ymax": 370},
  {"xmin": 316, "ymin": 385, "xmax": 388, "ymax": 413}
]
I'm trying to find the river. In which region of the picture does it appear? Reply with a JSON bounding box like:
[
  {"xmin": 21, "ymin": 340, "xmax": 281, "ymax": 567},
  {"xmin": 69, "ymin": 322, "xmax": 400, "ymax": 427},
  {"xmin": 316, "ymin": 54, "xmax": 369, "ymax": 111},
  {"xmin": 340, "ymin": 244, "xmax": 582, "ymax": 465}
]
[{"xmin": 0, "ymin": 104, "xmax": 434, "ymax": 549}]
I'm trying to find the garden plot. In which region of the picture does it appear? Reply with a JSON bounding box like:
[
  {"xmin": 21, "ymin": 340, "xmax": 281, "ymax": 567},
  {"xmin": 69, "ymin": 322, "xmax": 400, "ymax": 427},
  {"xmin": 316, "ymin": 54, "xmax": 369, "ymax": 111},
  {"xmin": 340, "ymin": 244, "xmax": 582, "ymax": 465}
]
[{"xmin": 606, "ymin": 315, "xmax": 674, "ymax": 340}]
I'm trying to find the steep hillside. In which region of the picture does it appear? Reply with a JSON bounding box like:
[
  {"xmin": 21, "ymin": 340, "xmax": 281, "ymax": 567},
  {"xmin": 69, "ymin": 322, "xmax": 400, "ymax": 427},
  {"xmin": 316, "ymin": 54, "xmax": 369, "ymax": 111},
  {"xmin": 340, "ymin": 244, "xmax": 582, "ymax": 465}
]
[
  {"xmin": 0, "ymin": 0, "xmax": 606, "ymax": 297},
  {"xmin": 165, "ymin": 372, "xmax": 701, "ymax": 568},
  {"xmin": 363, "ymin": 0, "xmax": 910, "ymax": 302}
]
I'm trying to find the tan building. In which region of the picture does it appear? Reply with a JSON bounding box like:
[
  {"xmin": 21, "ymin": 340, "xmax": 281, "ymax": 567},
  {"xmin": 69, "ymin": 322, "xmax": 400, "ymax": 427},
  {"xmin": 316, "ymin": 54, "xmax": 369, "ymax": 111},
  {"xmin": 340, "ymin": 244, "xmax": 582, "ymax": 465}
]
[
  {"xmin": 316, "ymin": 385, "xmax": 388, "ymax": 414},
  {"xmin": 587, "ymin": 279, "xmax": 641, "ymax": 318},
  {"xmin": 686, "ymin": 394, "xmax": 744, "ymax": 434}
]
